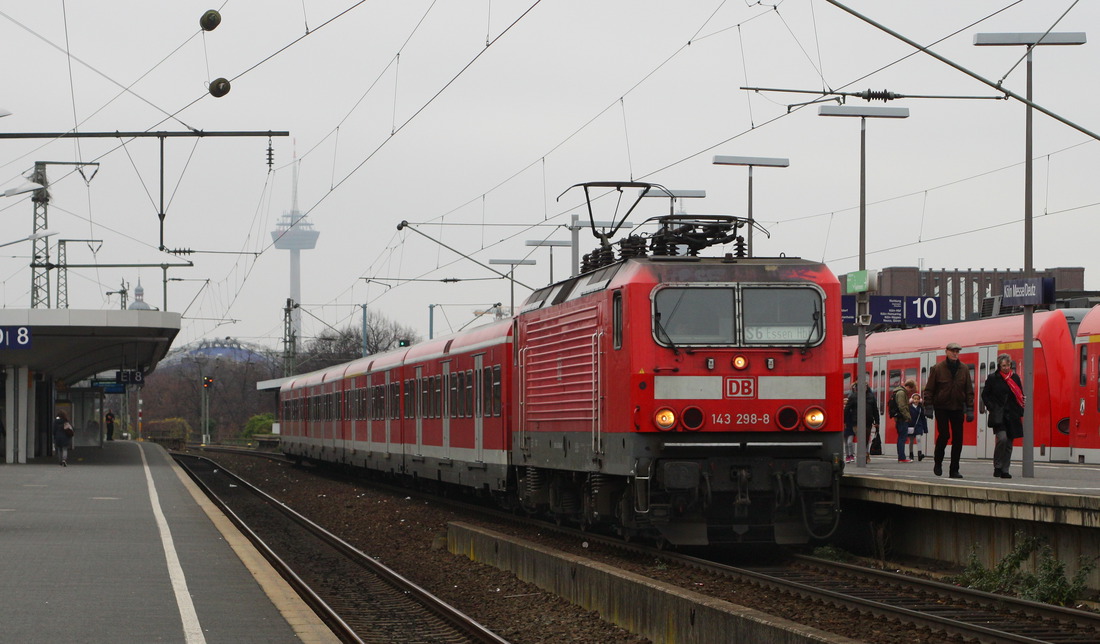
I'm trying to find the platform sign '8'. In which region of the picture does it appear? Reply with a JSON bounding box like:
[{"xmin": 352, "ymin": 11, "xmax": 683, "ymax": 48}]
[{"xmin": 0, "ymin": 327, "xmax": 32, "ymax": 349}]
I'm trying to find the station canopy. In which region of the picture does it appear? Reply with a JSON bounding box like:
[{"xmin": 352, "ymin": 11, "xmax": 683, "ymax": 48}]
[{"xmin": 0, "ymin": 309, "xmax": 181, "ymax": 384}]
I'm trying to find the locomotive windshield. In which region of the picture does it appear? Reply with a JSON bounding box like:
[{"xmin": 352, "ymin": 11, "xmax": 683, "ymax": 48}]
[
  {"xmin": 654, "ymin": 288, "xmax": 736, "ymax": 345},
  {"xmin": 653, "ymin": 285, "xmax": 823, "ymax": 347},
  {"xmin": 742, "ymin": 286, "xmax": 823, "ymax": 345}
]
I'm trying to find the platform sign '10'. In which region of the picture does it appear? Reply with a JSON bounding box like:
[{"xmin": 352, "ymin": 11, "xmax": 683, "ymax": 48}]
[
  {"xmin": 906, "ymin": 297, "xmax": 941, "ymax": 325},
  {"xmin": 0, "ymin": 326, "xmax": 32, "ymax": 349}
]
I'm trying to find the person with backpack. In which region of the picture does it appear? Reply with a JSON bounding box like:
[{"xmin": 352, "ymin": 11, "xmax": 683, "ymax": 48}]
[
  {"xmin": 52, "ymin": 410, "xmax": 74, "ymax": 467},
  {"xmin": 890, "ymin": 380, "xmax": 918, "ymax": 462}
]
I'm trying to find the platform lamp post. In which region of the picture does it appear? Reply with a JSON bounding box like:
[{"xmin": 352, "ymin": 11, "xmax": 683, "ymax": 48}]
[
  {"xmin": 819, "ymin": 104, "xmax": 909, "ymax": 469},
  {"xmin": 488, "ymin": 259, "xmax": 536, "ymax": 315},
  {"xmin": 975, "ymin": 31, "xmax": 1085, "ymax": 479},
  {"xmin": 711, "ymin": 156, "xmax": 789, "ymax": 257},
  {"xmin": 524, "ymin": 239, "xmax": 571, "ymax": 283}
]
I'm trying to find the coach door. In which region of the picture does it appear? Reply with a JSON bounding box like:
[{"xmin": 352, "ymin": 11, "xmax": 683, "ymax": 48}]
[
  {"xmin": 884, "ymin": 357, "xmax": 920, "ymax": 449},
  {"xmin": 442, "ymin": 361, "xmax": 452, "ymax": 458},
  {"xmin": 474, "ymin": 355, "xmax": 484, "ymax": 462},
  {"xmin": 415, "ymin": 365, "xmax": 424, "ymax": 457},
  {"xmin": 976, "ymin": 346, "xmax": 999, "ymax": 459}
]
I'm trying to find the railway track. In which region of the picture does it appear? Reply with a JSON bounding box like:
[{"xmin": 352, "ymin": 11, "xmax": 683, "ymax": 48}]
[
  {"xmin": 191, "ymin": 446, "xmax": 1100, "ymax": 643},
  {"xmin": 634, "ymin": 546, "xmax": 1100, "ymax": 644},
  {"xmin": 173, "ymin": 453, "xmax": 510, "ymax": 644}
]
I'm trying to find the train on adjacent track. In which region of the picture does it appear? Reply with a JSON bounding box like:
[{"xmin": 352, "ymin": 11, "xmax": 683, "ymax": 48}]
[
  {"xmin": 843, "ymin": 306, "xmax": 1100, "ymax": 464},
  {"xmin": 277, "ymin": 182, "xmax": 846, "ymax": 547}
]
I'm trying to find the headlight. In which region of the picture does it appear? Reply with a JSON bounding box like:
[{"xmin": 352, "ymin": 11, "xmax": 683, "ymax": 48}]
[
  {"xmin": 654, "ymin": 408, "xmax": 677, "ymax": 430},
  {"xmin": 803, "ymin": 406, "xmax": 826, "ymax": 430},
  {"xmin": 732, "ymin": 355, "xmax": 749, "ymax": 370}
]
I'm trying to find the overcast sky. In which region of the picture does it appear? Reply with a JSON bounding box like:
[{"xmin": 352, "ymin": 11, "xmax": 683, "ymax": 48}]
[{"xmin": 2, "ymin": 1, "xmax": 1099, "ymax": 350}]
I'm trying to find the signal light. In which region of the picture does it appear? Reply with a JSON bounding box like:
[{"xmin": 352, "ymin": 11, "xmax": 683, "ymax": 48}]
[
  {"xmin": 202, "ymin": 376, "xmax": 214, "ymax": 388},
  {"xmin": 398, "ymin": 339, "xmax": 410, "ymax": 347}
]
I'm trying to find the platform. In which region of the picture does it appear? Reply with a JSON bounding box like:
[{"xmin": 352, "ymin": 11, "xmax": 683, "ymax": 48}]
[
  {"xmin": 0, "ymin": 440, "xmax": 337, "ymax": 643},
  {"xmin": 838, "ymin": 455, "xmax": 1100, "ymax": 592}
]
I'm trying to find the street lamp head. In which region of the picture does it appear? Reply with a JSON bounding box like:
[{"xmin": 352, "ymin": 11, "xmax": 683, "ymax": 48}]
[
  {"xmin": 641, "ymin": 188, "xmax": 708, "ymax": 198},
  {"xmin": 488, "ymin": 259, "xmax": 536, "ymax": 266},
  {"xmin": 712, "ymin": 155, "xmax": 790, "ymax": 168},
  {"xmin": 818, "ymin": 105, "xmax": 910, "ymax": 119},
  {"xmin": 974, "ymin": 32, "xmax": 1086, "ymax": 46},
  {"xmin": 2, "ymin": 180, "xmax": 45, "ymax": 198}
]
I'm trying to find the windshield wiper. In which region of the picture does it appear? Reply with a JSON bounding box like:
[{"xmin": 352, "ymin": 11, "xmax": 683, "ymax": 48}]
[
  {"xmin": 802, "ymin": 303, "xmax": 822, "ymax": 354},
  {"xmin": 654, "ymin": 313, "xmax": 679, "ymax": 355}
]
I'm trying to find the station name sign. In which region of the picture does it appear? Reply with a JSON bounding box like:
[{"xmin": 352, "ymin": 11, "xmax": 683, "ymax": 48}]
[{"xmin": 1001, "ymin": 277, "xmax": 1054, "ymax": 307}]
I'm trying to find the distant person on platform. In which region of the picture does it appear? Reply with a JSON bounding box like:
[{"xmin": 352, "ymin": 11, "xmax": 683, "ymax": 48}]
[
  {"xmin": 844, "ymin": 380, "xmax": 879, "ymax": 463},
  {"xmin": 53, "ymin": 410, "xmax": 74, "ymax": 467},
  {"xmin": 907, "ymin": 392, "xmax": 929, "ymax": 462},
  {"xmin": 923, "ymin": 342, "xmax": 974, "ymax": 479},
  {"xmin": 105, "ymin": 410, "xmax": 116, "ymax": 441},
  {"xmin": 982, "ymin": 354, "xmax": 1024, "ymax": 479},
  {"xmin": 892, "ymin": 380, "xmax": 917, "ymax": 463}
]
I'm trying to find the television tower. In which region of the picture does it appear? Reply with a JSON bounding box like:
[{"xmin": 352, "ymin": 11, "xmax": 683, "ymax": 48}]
[{"xmin": 270, "ymin": 160, "xmax": 319, "ymax": 346}]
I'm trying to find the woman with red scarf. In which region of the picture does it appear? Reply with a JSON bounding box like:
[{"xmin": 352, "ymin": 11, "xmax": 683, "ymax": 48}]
[{"xmin": 981, "ymin": 353, "xmax": 1025, "ymax": 479}]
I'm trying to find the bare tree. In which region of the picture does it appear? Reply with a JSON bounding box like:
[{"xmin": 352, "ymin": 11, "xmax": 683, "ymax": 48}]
[{"xmin": 296, "ymin": 310, "xmax": 420, "ymax": 372}]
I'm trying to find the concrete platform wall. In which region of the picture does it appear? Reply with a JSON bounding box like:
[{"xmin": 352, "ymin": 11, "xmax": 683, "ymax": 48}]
[{"xmin": 448, "ymin": 522, "xmax": 858, "ymax": 644}]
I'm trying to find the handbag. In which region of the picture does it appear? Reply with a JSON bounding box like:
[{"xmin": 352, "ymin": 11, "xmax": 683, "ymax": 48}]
[
  {"xmin": 987, "ymin": 406, "xmax": 1003, "ymax": 428},
  {"xmin": 63, "ymin": 422, "xmax": 74, "ymax": 437},
  {"xmin": 869, "ymin": 431, "xmax": 883, "ymax": 455}
]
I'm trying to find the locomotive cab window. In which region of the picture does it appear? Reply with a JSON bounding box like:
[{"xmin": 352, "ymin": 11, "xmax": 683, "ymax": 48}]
[
  {"xmin": 741, "ymin": 286, "xmax": 824, "ymax": 346},
  {"xmin": 654, "ymin": 287, "xmax": 735, "ymax": 346}
]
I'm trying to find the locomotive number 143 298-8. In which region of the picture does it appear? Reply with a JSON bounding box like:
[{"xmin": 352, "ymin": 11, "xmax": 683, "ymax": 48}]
[{"xmin": 710, "ymin": 412, "xmax": 771, "ymax": 426}]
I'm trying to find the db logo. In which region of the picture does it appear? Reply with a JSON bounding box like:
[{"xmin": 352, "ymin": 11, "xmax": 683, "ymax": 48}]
[{"xmin": 725, "ymin": 377, "xmax": 755, "ymax": 398}]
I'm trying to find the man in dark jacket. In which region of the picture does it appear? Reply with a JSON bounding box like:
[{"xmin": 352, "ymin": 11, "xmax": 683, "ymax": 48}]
[
  {"xmin": 844, "ymin": 382, "xmax": 879, "ymax": 462},
  {"xmin": 923, "ymin": 342, "xmax": 974, "ymax": 479}
]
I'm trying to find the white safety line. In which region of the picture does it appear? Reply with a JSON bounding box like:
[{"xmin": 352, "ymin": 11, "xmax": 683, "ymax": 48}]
[{"xmin": 139, "ymin": 443, "xmax": 207, "ymax": 644}]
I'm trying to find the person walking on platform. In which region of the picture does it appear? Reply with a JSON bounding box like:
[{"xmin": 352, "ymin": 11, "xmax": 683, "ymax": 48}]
[
  {"xmin": 982, "ymin": 353, "xmax": 1024, "ymax": 479},
  {"xmin": 891, "ymin": 380, "xmax": 917, "ymax": 462},
  {"xmin": 907, "ymin": 392, "xmax": 929, "ymax": 461},
  {"xmin": 53, "ymin": 411, "xmax": 74, "ymax": 467},
  {"xmin": 923, "ymin": 342, "xmax": 974, "ymax": 479},
  {"xmin": 844, "ymin": 381, "xmax": 879, "ymax": 463},
  {"xmin": 105, "ymin": 410, "xmax": 115, "ymax": 441}
]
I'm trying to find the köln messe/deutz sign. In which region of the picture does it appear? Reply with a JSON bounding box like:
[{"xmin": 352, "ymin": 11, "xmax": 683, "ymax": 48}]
[
  {"xmin": 841, "ymin": 295, "xmax": 941, "ymax": 326},
  {"xmin": 1002, "ymin": 277, "xmax": 1055, "ymax": 307}
]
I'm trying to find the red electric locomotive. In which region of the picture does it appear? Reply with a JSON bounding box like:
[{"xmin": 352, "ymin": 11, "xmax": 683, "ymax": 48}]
[{"xmin": 279, "ymin": 182, "xmax": 845, "ymax": 546}]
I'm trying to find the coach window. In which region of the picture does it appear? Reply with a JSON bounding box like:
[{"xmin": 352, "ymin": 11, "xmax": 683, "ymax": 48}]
[
  {"xmin": 405, "ymin": 379, "xmax": 416, "ymax": 419},
  {"xmin": 741, "ymin": 286, "xmax": 823, "ymax": 346},
  {"xmin": 613, "ymin": 291, "xmax": 623, "ymax": 349},
  {"xmin": 465, "ymin": 369, "xmax": 474, "ymax": 417},
  {"xmin": 434, "ymin": 374, "xmax": 442, "ymax": 418},
  {"xmin": 492, "ymin": 364, "xmax": 502, "ymax": 416},
  {"xmin": 654, "ymin": 287, "xmax": 735, "ymax": 346},
  {"xmin": 482, "ymin": 368, "xmax": 492, "ymax": 417},
  {"xmin": 1081, "ymin": 346, "xmax": 1089, "ymax": 387},
  {"xmin": 449, "ymin": 373, "xmax": 459, "ymax": 418}
]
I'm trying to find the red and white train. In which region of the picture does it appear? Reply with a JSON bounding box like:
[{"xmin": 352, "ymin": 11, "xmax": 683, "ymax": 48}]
[
  {"xmin": 1072, "ymin": 305, "xmax": 1100, "ymax": 462},
  {"xmin": 278, "ymin": 184, "xmax": 846, "ymax": 546},
  {"xmin": 844, "ymin": 307, "xmax": 1100, "ymax": 463}
]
